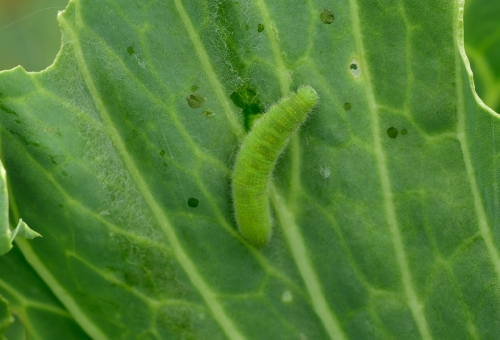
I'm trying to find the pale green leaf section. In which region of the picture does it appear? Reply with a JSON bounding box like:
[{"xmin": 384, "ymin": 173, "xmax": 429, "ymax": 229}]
[
  {"xmin": 271, "ymin": 187, "xmax": 346, "ymax": 340},
  {"xmin": 9, "ymin": 219, "xmax": 41, "ymax": 241},
  {"xmin": 348, "ymin": 0, "xmax": 431, "ymax": 338}
]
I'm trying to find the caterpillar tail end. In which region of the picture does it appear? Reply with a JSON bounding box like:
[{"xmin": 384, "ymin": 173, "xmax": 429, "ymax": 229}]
[{"xmin": 238, "ymin": 222, "xmax": 271, "ymax": 248}]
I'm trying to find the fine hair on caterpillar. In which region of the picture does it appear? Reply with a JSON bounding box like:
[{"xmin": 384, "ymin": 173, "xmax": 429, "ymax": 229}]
[{"xmin": 231, "ymin": 86, "xmax": 319, "ymax": 247}]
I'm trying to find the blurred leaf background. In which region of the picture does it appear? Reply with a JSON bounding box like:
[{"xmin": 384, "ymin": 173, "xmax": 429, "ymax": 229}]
[
  {"xmin": 0, "ymin": 0, "xmax": 68, "ymax": 72},
  {"xmin": 464, "ymin": 0, "xmax": 500, "ymax": 113}
]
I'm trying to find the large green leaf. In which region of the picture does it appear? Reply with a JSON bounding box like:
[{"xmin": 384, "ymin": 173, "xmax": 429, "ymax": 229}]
[{"xmin": 1, "ymin": 0, "xmax": 500, "ymax": 338}]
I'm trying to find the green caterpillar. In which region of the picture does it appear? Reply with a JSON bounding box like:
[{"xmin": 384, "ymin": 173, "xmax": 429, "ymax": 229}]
[{"xmin": 232, "ymin": 86, "xmax": 319, "ymax": 247}]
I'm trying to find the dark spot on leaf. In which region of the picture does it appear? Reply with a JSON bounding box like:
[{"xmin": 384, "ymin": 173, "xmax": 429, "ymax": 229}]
[
  {"xmin": 0, "ymin": 103, "xmax": 18, "ymax": 116},
  {"xmin": 159, "ymin": 150, "xmax": 165, "ymax": 156},
  {"xmin": 320, "ymin": 8, "xmax": 334, "ymax": 24},
  {"xmin": 245, "ymin": 24, "xmax": 249, "ymax": 30},
  {"xmin": 191, "ymin": 85, "xmax": 198, "ymax": 92},
  {"xmin": 401, "ymin": 128, "xmax": 408, "ymax": 135},
  {"xmin": 257, "ymin": 24, "xmax": 264, "ymax": 32},
  {"xmin": 7, "ymin": 129, "xmax": 39, "ymax": 147},
  {"xmin": 49, "ymin": 155, "xmax": 57, "ymax": 165},
  {"xmin": 62, "ymin": 170, "xmax": 68, "ymax": 176},
  {"xmin": 188, "ymin": 198, "xmax": 199, "ymax": 208},
  {"xmin": 350, "ymin": 63, "xmax": 358, "ymax": 70},
  {"xmin": 186, "ymin": 94, "xmax": 205, "ymax": 109},
  {"xmin": 127, "ymin": 46, "xmax": 135, "ymax": 55},
  {"xmin": 387, "ymin": 127, "xmax": 398, "ymax": 139},
  {"xmin": 344, "ymin": 102, "xmax": 352, "ymax": 111},
  {"xmin": 59, "ymin": 204, "xmax": 64, "ymax": 208}
]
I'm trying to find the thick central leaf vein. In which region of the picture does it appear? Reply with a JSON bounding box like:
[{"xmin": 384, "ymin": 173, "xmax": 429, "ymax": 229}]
[
  {"xmin": 349, "ymin": 0, "xmax": 433, "ymax": 339},
  {"xmin": 58, "ymin": 2, "xmax": 247, "ymax": 339}
]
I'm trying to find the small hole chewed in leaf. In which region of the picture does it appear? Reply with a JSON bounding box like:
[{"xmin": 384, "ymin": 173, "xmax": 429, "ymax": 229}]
[
  {"xmin": 257, "ymin": 23, "xmax": 265, "ymax": 32},
  {"xmin": 320, "ymin": 8, "xmax": 335, "ymax": 24},
  {"xmin": 127, "ymin": 46, "xmax": 135, "ymax": 55},
  {"xmin": 349, "ymin": 58, "xmax": 361, "ymax": 78},
  {"xmin": 387, "ymin": 127, "xmax": 398, "ymax": 139},
  {"xmin": 188, "ymin": 197, "xmax": 199, "ymax": 208},
  {"xmin": 186, "ymin": 93, "xmax": 205, "ymax": 109},
  {"xmin": 344, "ymin": 102, "xmax": 352, "ymax": 111},
  {"xmin": 230, "ymin": 85, "xmax": 264, "ymax": 132}
]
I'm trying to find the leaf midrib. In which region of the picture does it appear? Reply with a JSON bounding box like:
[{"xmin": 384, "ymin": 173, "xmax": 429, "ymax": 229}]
[
  {"xmin": 348, "ymin": 0, "xmax": 433, "ymax": 338},
  {"xmin": 56, "ymin": 2, "xmax": 247, "ymax": 339}
]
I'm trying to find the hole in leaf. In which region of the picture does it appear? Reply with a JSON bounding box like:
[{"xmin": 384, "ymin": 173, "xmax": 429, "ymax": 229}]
[
  {"xmin": 188, "ymin": 198, "xmax": 199, "ymax": 208},
  {"xmin": 186, "ymin": 94, "xmax": 205, "ymax": 109},
  {"xmin": 320, "ymin": 8, "xmax": 334, "ymax": 24},
  {"xmin": 349, "ymin": 58, "xmax": 361, "ymax": 78},
  {"xmin": 230, "ymin": 85, "xmax": 264, "ymax": 131},
  {"xmin": 387, "ymin": 127, "xmax": 398, "ymax": 139}
]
